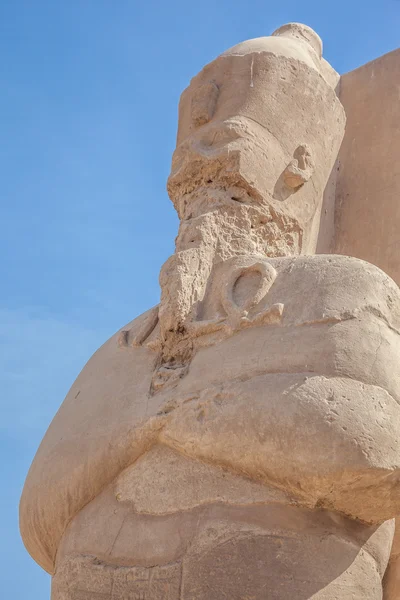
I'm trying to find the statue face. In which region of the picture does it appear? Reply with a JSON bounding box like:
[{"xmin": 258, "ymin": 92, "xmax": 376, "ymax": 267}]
[{"xmin": 168, "ymin": 29, "xmax": 345, "ymax": 254}]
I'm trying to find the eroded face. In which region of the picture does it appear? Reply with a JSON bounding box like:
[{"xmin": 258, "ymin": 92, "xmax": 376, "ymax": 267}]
[{"xmin": 168, "ymin": 34, "xmax": 345, "ymax": 254}]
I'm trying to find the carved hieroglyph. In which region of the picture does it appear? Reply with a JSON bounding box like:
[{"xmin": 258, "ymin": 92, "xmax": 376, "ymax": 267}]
[{"xmin": 20, "ymin": 23, "xmax": 400, "ymax": 600}]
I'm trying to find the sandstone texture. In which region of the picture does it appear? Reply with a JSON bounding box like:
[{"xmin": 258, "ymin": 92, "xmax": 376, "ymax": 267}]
[
  {"xmin": 333, "ymin": 49, "xmax": 400, "ymax": 286},
  {"xmin": 21, "ymin": 256, "xmax": 400, "ymax": 598},
  {"xmin": 20, "ymin": 21, "xmax": 400, "ymax": 600}
]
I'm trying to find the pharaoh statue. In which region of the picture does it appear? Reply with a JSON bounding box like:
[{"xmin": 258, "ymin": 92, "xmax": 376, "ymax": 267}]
[{"xmin": 20, "ymin": 23, "xmax": 400, "ymax": 599}]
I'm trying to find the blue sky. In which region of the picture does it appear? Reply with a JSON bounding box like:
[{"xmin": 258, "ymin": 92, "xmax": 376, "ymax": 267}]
[{"xmin": 1, "ymin": 0, "xmax": 400, "ymax": 597}]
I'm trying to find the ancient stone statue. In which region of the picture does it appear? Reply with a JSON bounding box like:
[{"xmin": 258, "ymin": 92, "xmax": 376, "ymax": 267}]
[{"xmin": 20, "ymin": 23, "xmax": 400, "ymax": 599}]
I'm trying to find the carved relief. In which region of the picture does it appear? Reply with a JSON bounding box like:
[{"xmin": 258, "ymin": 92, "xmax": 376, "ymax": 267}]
[
  {"xmin": 120, "ymin": 254, "xmax": 284, "ymax": 394},
  {"xmin": 220, "ymin": 259, "xmax": 281, "ymax": 327},
  {"xmin": 188, "ymin": 257, "xmax": 284, "ymax": 337},
  {"xmin": 52, "ymin": 556, "xmax": 181, "ymax": 600},
  {"xmin": 120, "ymin": 256, "xmax": 283, "ymax": 343},
  {"xmin": 118, "ymin": 306, "xmax": 159, "ymax": 349}
]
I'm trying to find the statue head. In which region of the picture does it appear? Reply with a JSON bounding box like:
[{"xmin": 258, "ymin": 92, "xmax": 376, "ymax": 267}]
[{"xmin": 168, "ymin": 23, "xmax": 345, "ymax": 256}]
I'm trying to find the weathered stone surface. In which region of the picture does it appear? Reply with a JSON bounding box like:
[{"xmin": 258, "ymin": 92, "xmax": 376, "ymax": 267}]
[
  {"xmin": 19, "ymin": 20, "xmax": 400, "ymax": 600},
  {"xmin": 115, "ymin": 445, "xmax": 290, "ymax": 514},
  {"xmin": 53, "ymin": 456, "xmax": 395, "ymax": 600},
  {"xmin": 52, "ymin": 554, "xmax": 182, "ymax": 599},
  {"xmin": 160, "ymin": 21, "xmax": 345, "ymax": 375},
  {"xmin": 53, "ymin": 488, "xmax": 394, "ymax": 600},
  {"xmin": 333, "ymin": 49, "xmax": 400, "ymax": 287},
  {"xmin": 21, "ymin": 254, "xmax": 400, "ymax": 586}
]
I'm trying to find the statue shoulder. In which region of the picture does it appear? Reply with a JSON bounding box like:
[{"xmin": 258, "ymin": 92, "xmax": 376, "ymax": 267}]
[{"xmin": 19, "ymin": 305, "xmax": 160, "ymax": 575}]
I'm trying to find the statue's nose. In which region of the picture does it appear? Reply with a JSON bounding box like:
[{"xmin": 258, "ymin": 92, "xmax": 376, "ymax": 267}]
[
  {"xmin": 175, "ymin": 120, "xmax": 243, "ymax": 158},
  {"xmin": 169, "ymin": 121, "xmax": 241, "ymax": 181}
]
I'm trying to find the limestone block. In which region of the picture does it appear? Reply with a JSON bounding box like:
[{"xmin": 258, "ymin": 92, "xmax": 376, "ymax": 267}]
[{"xmin": 334, "ymin": 48, "xmax": 400, "ymax": 286}]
